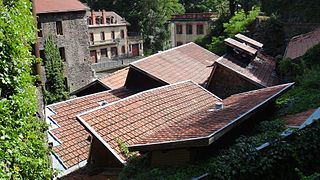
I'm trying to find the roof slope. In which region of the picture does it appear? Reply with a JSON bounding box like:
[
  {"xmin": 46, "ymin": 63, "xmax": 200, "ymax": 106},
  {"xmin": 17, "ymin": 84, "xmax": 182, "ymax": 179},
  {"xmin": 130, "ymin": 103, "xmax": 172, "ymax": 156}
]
[
  {"xmin": 215, "ymin": 53, "xmax": 280, "ymax": 87},
  {"xmin": 131, "ymin": 83, "xmax": 293, "ymax": 148},
  {"xmin": 284, "ymin": 28, "xmax": 320, "ymax": 59},
  {"xmin": 35, "ymin": 0, "xmax": 89, "ymax": 14},
  {"xmin": 283, "ymin": 109, "xmax": 317, "ymax": 127},
  {"xmin": 78, "ymin": 81, "xmax": 293, "ymax": 163},
  {"xmin": 78, "ymin": 81, "xmax": 221, "ymax": 162},
  {"xmin": 98, "ymin": 67, "xmax": 129, "ymax": 89},
  {"xmin": 130, "ymin": 43, "xmax": 220, "ymax": 85},
  {"xmin": 46, "ymin": 88, "xmax": 133, "ymax": 169}
]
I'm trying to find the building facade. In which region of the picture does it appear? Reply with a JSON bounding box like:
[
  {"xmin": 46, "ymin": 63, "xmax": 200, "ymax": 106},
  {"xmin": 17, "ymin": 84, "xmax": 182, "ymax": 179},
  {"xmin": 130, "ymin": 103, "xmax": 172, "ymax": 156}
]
[
  {"xmin": 87, "ymin": 10, "xmax": 144, "ymax": 63},
  {"xmin": 169, "ymin": 12, "xmax": 218, "ymax": 47},
  {"xmin": 35, "ymin": 0, "xmax": 92, "ymax": 91}
]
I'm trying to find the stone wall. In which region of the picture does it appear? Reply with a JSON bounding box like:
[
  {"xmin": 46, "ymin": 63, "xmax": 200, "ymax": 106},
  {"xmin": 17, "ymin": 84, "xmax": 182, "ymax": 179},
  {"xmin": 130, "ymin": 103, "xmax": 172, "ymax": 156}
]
[
  {"xmin": 207, "ymin": 64, "xmax": 260, "ymax": 99},
  {"xmin": 38, "ymin": 11, "xmax": 92, "ymax": 91}
]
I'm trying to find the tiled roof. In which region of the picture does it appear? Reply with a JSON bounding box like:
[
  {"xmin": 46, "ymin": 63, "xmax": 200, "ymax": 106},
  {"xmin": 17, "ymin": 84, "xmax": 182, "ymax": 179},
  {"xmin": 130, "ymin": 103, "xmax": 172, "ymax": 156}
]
[
  {"xmin": 78, "ymin": 81, "xmax": 293, "ymax": 163},
  {"xmin": 170, "ymin": 12, "xmax": 218, "ymax": 21},
  {"xmin": 284, "ymin": 28, "xmax": 320, "ymax": 59},
  {"xmin": 215, "ymin": 53, "xmax": 280, "ymax": 87},
  {"xmin": 47, "ymin": 88, "xmax": 133, "ymax": 169},
  {"xmin": 283, "ymin": 109, "xmax": 317, "ymax": 127},
  {"xmin": 35, "ymin": 0, "xmax": 89, "ymax": 14},
  {"xmin": 78, "ymin": 81, "xmax": 221, "ymax": 162},
  {"xmin": 131, "ymin": 83, "xmax": 293, "ymax": 147},
  {"xmin": 98, "ymin": 67, "xmax": 129, "ymax": 89},
  {"xmin": 130, "ymin": 43, "xmax": 220, "ymax": 85}
]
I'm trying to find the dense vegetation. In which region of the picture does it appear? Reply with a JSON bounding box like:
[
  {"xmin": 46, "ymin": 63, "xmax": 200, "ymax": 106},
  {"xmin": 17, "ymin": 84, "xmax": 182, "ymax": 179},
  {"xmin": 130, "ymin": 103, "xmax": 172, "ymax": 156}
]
[
  {"xmin": 43, "ymin": 36, "xmax": 69, "ymax": 104},
  {"xmin": 0, "ymin": 0, "xmax": 52, "ymax": 179}
]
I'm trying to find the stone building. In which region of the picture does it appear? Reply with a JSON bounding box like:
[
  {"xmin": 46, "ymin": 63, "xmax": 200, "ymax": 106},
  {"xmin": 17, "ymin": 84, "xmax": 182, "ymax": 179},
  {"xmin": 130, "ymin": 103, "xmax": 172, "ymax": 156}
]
[
  {"xmin": 169, "ymin": 12, "xmax": 218, "ymax": 47},
  {"xmin": 87, "ymin": 10, "xmax": 144, "ymax": 63},
  {"xmin": 35, "ymin": 0, "xmax": 92, "ymax": 91}
]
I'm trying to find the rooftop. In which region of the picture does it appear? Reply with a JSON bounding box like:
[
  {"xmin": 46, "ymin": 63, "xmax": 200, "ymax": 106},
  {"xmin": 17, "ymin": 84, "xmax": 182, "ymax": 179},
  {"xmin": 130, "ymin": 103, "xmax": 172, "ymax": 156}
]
[
  {"xmin": 284, "ymin": 28, "xmax": 320, "ymax": 59},
  {"xmin": 130, "ymin": 42, "xmax": 220, "ymax": 85},
  {"xmin": 34, "ymin": 0, "xmax": 89, "ymax": 14},
  {"xmin": 98, "ymin": 67, "xmax": 129, "ymax": 89},
  {"xmin": 214, "ymin": 53, "xmax": 280, "ymax": 87},
  {"xmin": 46, "ymin": 88, "xmax": 133, "ymax": 170},
  {"xmin": 283, "ymin": 109, "xmax": 318, "ymax": 127},
  {"xmin": 77, "ymin": 81, "xmax": 293, "ymax": 163},
  {"xmin": 224, "ymin": 38, "xmax": 258, "ymax": 56},
  {"xmin": 235, "ymin": 34, "xmax": 263, "ymax": 49},
  {"xmin": 170, "ymin": 12, "xmax": 218, "ymax": 21}
]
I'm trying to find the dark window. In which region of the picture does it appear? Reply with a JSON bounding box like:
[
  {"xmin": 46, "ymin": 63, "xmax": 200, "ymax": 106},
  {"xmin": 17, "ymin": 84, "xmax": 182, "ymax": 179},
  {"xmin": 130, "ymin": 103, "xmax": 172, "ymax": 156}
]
[
  {"xmin": 111, "ymin": 47, "xmax": 118, "ymax": 57},
  {"xmin": 177, "ymin": 41, "xmax": 183, "ymax": 46},
  {"xmin": 101, "ymin": 48, "xmax": 107, "ymax": 57},
  {"xmin": 59, "ymin": 47, "xmax": 66, "ymax": 61},
  {"xmin": 37, "ymin": 22, "xmax": 42, "ymax": 37},
  {"xmin": 87, "ymin": 17, "xmax": 92, "ymax": 25},
  {"xmin": 120, "ymin": 30, "xmax": 125, "ymax": 39},
  {"xmin": 100, "ymin": 31, "xmax": 105, "ymax": 41},
  {"xmin": 106, "ymin": 17, "xmax": 111, "ymax": 24},
  {"xmin": 129, "ymin": 45, "xmax": 132, "ymax": 52},
  {"xmin": 110, "ymin": 16, "xmax": 114, "ymax": 24},
  {"xmin": 40, "ymin": 50, "xmax": 45, "ymax": 65},
  {"xmin": 56, "ymin": 21, "xmax": 63, "ymax": 35},
  {"xmin": 139, "ymin": 43, "xmax": 142, "ymax": 50},
  {"xmin": 111, "ymin": 31, "xmax": 115, "ymax": 40},
  {"xmin": 186, "ymin": 24, "xmax": 193, "ymax": 34},
  {"xmin": 96, "ymin": 16, "xmax": 102, "ymax": 25},
  {"xmin": 197, "ymin": 24, "xmax": 204, "ymax": 35},
  {"xmin": 121, "ymin": 46, "xmax": 125, "ymax": 54},
  {"xmin": 90, "ymin": 33, "xmax": 94, "ymax": 42},
  {"xmin": 64, "ymin": 77, "xmax": 68, "ymax": 90},
  {"xmin": 176, "ymin": 24, "xmax": 182, "ymax": 34}
]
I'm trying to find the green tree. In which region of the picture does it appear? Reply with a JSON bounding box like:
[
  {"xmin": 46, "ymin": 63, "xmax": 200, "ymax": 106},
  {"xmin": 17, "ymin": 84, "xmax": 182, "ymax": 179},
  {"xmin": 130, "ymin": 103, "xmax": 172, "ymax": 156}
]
[
  {"xmin": 44, "ymin": 36, "xmax": 68, "ymax": 104},
  {"xmin": 0, "ymin": 0, "xmax": 53, "ymax": 179}
]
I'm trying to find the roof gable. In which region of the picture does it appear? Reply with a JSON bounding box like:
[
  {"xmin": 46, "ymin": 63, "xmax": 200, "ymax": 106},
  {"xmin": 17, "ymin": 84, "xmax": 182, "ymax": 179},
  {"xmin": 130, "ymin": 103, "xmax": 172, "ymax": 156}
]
[{"xmin": 129, "ymin": 43, "xmax": 220, "ymax": 86}]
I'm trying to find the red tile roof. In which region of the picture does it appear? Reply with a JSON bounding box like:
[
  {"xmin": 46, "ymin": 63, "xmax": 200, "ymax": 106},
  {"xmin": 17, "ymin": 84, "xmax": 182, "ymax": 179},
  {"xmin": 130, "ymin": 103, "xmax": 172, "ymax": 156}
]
[
  {"xmin": 282, "ymin": 109, "xmax": 317, "ymax": 127},
  {"xmin": 78, "ymin": 81, "xmax": 293, "ymax": 163},
  {"xmin": 130, "ymin": 43, "xmax": 220, "ymax": 85},
  {"xmin": 98, "ymin": 67, "xmax": 129, "ymax": 89},
  {"xmin": 284, "ymin": 28, "xmax": 320, "ymax": 59},
  {"xmin": 215, "ymin": 53, "xmax": 280, "ymax": 87},
  {"xmin": 224, "ymin": 38, "xmax": 258, "ymax": 56},
  {"xmin": 34, "ymin": 0, "xmax": 89, "ymax": 14},
  {"xmin": 47, "ymin": 88, "xmax": 133, "ymax": 168}
]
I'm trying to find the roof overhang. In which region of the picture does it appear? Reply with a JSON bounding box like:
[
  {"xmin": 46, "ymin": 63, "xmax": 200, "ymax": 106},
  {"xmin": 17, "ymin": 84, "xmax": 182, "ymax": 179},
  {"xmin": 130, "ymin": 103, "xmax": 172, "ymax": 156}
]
[{"xmin": 70, "ymin": 80, "xmax": 110, "ymax": 96}]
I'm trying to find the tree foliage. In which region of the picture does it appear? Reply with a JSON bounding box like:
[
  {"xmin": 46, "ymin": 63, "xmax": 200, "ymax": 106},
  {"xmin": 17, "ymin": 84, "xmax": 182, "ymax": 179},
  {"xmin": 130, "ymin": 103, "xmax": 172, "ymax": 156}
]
[
  {"xmin": 43, "ymin": 36, "xmax": 68, "ymax": 104},
  {"xmin": 0, "ymin": 0, "xmax": 53, "ymax": 179}
]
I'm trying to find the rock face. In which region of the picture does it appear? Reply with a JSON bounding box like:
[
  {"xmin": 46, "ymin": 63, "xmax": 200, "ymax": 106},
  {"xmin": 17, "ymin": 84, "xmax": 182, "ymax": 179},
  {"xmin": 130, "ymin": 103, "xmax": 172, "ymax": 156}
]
[{"xmin": 38, "ymin": 11, "xmax": 92, "ymax": 91}]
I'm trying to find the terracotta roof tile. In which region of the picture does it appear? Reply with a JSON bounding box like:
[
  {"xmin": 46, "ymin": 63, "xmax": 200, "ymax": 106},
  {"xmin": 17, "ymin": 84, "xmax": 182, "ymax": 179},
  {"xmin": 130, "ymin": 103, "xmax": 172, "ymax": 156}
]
[
  {"xmin": 282, "ymin": 109, "xmax": 317, "ymax": 127},
  {"xmin": 130, "ymin": 43, "xmax": 220, "ymax": 85},
  {"xmin": 47, "ymin": 88, "xmax": 133, "ymax": 168},
  {"xmin": 284, "ymin": 28, "xmax": 320, "ymax": 59},
  {"xmin": 98, "ymin": 67, "xmax": 129, "ymax": 89},
  {"xmin": 35, "ymin": 0, "xmax": 89, "ymax": 14},
  {"xmin": 216, "ymin": 53, "xmax": 280, "ymax": 87},
  {"xmin": 224, "ymin": 38, "xmax": 258, "ymax": 56},
  {"xmin": 78, "ymin": 81, "xmax": 293, "ymax": 163}
]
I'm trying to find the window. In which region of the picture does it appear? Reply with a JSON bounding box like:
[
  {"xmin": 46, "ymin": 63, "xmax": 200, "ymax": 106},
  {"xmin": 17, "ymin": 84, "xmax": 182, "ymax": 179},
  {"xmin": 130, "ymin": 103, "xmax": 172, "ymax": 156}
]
[
  {"xmin": 120, "ymin": 30, "xmax": 125, "ymax": 39},
  {"xmin": 87, "ymin": 17, "xmax": 92, "ymax": 25},
  {"xmin": 106, "ymin": 17, "xmax": 111, "ymax": 24},
  {"xmin": 37, "ymin": 22, "xmax": 42, "ymax": 37},
  {"xmin": 176, "ymin": 24, "xmax": 182, "ymax": 34},
  {"xmin": 121, "ymin": 46, "xmax": 125, "ymax": 54},
  {"xmin": 90, "ymin": 33, "xmax": 94, "ymax": 42},
  {"xmin": 197, "ymin": 24, "xmax": 204, "ymax": 35},
  {"xmin": 129, "ymin": 45, "xmax": 132, "ymax": 52},
  {"xmin": 111, "ymin": 47, "xmax": 118, "ymax": 57},
  {"xmin": 59, "ymin": 47, "xmax": 66, "ymax": 61},
  {"xmin": 100, "ymin": 31, "xmax": 105, "ymax": 41},
  {"xmin": 111, "ymin": 31, "xmax": 115, "ymax": 40},
  {"xmin": 110, "ymin": 16, "xmax": 114, "ymax": 24},
  {"xmin": 177, "ymin": 41, "xmax": 183, "ymax": 46},
  {"xmin": 186, "ymin": 24, "xmax": 193, "ymax": 34},
  {"xmin": 64, "ymin": 77, "xmax": 68, "ymax": 90},
  {"xmin": 40, "ymin": 50, "xmax": 45, "ymax": 65},
  {"xmin": 101, "ymin": 48, "xmax": 107, "ymax": 57},
  {"xmin": 96, "ymin": 16, "xmax": 102, "ymax": 25},
  {"xmin": 139, "ymin": 43, "xmax": 143, "ymax": 50},
  {"xmin": 56, "ymin": 21, "xmax": 63, "ymax": 35}
]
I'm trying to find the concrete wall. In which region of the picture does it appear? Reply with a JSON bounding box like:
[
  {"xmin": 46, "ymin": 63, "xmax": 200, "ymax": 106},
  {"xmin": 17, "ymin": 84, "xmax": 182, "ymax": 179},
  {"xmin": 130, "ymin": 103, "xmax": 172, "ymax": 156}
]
[
  {"xmin": 170, "ymin": 21, "xmax": 209, "ymax": 47},
  {"xmin": 38, "ymin": 11, "xmax": 92, "ymax": 92},
  {"xmin": 207, "ymin": 64, "xmax": 260, "ymax": 99}
]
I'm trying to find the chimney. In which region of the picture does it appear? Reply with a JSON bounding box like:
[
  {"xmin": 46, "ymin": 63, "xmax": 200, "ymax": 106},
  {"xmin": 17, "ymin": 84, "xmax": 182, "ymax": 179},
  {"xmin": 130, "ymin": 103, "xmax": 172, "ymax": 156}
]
[
  {"xmin": 102, "ymin": 10, "xmax": 106, "ymax": 24},
  {"xmin": 91, "ymin": 10, "xmax": 96, "ymax": 25},
  {"xmin": 215, "ymin": 102, "xmax": 223, "ymax": 110}
]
